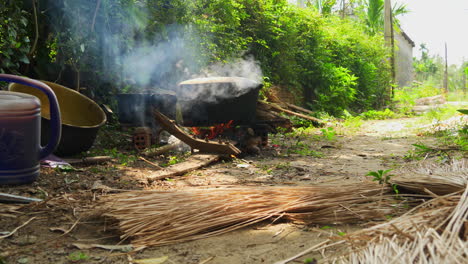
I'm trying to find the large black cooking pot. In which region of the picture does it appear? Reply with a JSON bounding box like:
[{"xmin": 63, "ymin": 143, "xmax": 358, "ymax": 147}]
[
  {"xmin": 177, "ymin": 77, "xmax": 262, "ymax": 127},
  {"xmin": 116, "ymin": 92, "xmax": 177, "ymax": 126}
]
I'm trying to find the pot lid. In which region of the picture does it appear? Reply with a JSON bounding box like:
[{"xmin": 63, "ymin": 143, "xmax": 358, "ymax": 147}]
[
  {"xmin": 178, "ymin": 77, "xmax": 260, "ymax": 88},
  {"xmin": 0, "ymin": 91, "xmax": 40, "ymax": 112}
]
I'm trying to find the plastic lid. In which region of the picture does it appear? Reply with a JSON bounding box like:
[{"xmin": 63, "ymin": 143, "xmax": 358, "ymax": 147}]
[{"xmin": 0, "ymin": 91, "xmax": 40, "ymax": 112}]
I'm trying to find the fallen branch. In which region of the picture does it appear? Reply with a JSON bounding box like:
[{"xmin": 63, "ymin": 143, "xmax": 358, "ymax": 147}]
[
  {"xmin": 153, "ymin": 110, "xmax": 241, "ymax": 155},
  {"xmin": 138, "ymin": 157, "xmax": 163, "ymax": 170},
  {"xmin": 142, "ymin": 143, "xmax": 178, "ymax": 157},
  {"xmin": 0, "ymin": 217, "xmax": 36, "ymax": 239},
  {"xmin": 146, "ymin": 154, "xmax": 220, "ymax": 182},
  {"xmin": 64, "ymin": 156, "xmax": 113, "ymax": 165}
]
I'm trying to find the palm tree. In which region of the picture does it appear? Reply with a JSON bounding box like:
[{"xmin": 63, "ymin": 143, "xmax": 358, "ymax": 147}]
[{"xmin": 365, "ymin": 0, "xmax": 408, "ymax": 35}]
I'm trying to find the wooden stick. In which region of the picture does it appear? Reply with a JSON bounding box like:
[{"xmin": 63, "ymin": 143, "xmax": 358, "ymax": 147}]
[
  {"xmin": 0, "ymin": 217, "xmax": 36, "ymax": 239},
  {"xmin": 260, "ymin": 101, "xmax": 324, "ymax": 125},
  {"xmin": 152, "ymin": 110, "xmax": 241, "ymax": 155},
  {"xmin": 146, "ymin": 154, "xmax": 220, "ymax": 182},
  {"xmin": 285, "ymin": 103, "xmax": 314, "ymax": 115},
  {"xmin": 142, "ymin": 143, "xmax": 178, "ymax": 157},
  {"xmin": 64, "ymin": 156, "xmax": 113, "ymax": 165},
  {"xmin": 138, "ymin": 157, "xmax": 163, "ymax": 170}
]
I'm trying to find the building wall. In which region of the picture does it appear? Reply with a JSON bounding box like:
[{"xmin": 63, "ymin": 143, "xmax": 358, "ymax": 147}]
[{"xmin": 395, "ymin": 32, "xmax": 414, "ymax": 88}]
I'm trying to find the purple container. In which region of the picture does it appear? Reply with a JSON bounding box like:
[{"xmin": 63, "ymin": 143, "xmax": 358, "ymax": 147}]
[{"xmin": 0, "ymin": 74, "xmax": 61, "ymax": 185}]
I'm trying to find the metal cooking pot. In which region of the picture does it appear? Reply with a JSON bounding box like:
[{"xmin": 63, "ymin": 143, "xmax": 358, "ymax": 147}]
[{"xmin": 177, "ymin": 77, "xmax": 262, "ymax": 127}]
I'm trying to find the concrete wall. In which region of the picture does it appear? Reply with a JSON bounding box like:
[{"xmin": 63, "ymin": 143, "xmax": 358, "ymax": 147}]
[{"xmin": 395, "ymin": 31, "xmax": 415, "ymax": 88}]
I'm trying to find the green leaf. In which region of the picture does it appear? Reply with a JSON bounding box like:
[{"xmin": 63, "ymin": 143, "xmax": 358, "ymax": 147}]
[
  {"xmin": 366, "ymin": 171, "xmax": 379, "ymax": 177},
  {"xmin": 457, "ymin": 109, "xmax": 468, "ymax": 115},
  {"xmin": 20, "ymin": 17, "xmax": 28, "ymax": 27},
  {"xmin": 412, "ymin": 144, "xmax": 431, "ymax": 151},
  {"xmin": 18, "ymin": 55, "xmax": 30, "ymax": 64}
]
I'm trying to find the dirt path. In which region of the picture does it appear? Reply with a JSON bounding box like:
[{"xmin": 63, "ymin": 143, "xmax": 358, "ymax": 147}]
[{"xmin": 0, "ymin": 117, "xmax": 447, "ymax": 264}]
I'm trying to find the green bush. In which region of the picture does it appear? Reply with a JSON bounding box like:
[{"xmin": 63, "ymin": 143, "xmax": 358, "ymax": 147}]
[
  {"xmin": 394, "ymin": 82, "xmax": 443, "ymax": 114},
  {"xmin": 189, "ymin": 1, "xmax": 391, "ymax": 115},
  {"xmin": 360, "ymin": 108, "xmax": 396, "ymax": 120},
  {"xmin": 10, "ymin": 0, "xmax": 392, "ymax": 117},
  {"xmin": 0, "ymin": 1, "xmax": 31, "ymax": 73}
]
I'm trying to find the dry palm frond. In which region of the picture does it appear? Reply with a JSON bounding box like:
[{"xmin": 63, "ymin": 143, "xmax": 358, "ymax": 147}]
[
  {"xmin": 99, "ymin": 183, "xmax": 411, "ymax": 248},
  {"xmin": 391, "ymin": 159, "xmax": 468, "ymax": 195},
  {"xmin": 340, "ymin": 186, "xmax": 468, "ymax": 264},
  {"xmin": 276, "ymin": 186, "xmax": 467, "ymax": 264}
]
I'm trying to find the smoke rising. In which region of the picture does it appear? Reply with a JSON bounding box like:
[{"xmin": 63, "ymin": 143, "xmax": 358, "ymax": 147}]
[
  {"xmin": 119, "ymin": 28, "xmax": 202, "ymax": 90},
  {"xmin": 52, "ymin": 0, "xmax": 264, "ymax": 129},
  {"xmin": 53, "ymin": 1, "xmax": 263, "ymax": 94},
  {"xmin": 198, "ymin": 56, "xmax": 263, "ymax": 85}
]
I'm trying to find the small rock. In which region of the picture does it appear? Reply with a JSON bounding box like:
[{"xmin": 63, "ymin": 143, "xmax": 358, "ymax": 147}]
[
  {"xmin": 53, "ymin": 248, "xmax": 66, "ymax": 255},
  {"xmin": 236, "ymin": 164, "xmax": 250, "ymax": 168}
]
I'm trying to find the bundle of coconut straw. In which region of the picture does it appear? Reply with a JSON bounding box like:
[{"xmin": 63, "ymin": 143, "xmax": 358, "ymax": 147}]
[
  {"xmin": 276, "ymin": 159, "xmax": 467, "ymax": 264},
  {"xmin": 99, "ymin": 183, "xmax": 410, "ymax": 248},
  {"xmin": 390, "ymin": 158, "xmax": 467, "ymax": 195},
  {"xmin": 335, "ymin": 186, "xmax": 468, "ymax": 263},
  {"xmin": 341, "ymin": 160, "xmax": 468, "ymax": 263}
]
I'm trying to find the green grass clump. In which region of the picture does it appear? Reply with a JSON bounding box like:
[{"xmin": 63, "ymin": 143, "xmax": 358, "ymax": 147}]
[{"xmin": 360, "ymin": 108, "xmax": 396, "ymax": 120}]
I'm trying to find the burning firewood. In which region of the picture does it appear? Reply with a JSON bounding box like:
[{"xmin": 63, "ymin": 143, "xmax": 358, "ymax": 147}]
[{"xmin": 152, "ymin": 109, "xmax": 241, "ymax": 156}]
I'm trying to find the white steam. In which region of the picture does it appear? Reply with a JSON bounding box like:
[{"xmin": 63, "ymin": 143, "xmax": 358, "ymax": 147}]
[{"xmin": 198, "ymin": 56, "xmax": 263, "ymax": 85}]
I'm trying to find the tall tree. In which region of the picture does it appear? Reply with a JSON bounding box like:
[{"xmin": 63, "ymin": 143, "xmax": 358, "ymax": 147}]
[
  {"xmin": 363, "ymin": 0, "xmax": 408, "ymax": 35},
  {"xmin": 308, "ymin": 0, "xmax": 337, "ymax": 15}
]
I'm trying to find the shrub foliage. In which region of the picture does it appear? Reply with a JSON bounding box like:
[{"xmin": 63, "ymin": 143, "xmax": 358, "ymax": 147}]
[{"xmin": 1, "ymin": 0, "xmax": 392, "ymax": 115}]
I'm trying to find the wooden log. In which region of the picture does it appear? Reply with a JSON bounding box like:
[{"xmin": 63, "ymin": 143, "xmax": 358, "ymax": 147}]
[
  {"xmin": 284, "ymin": 103, "xmax": 314, "ymax": 115},
  {"xmin": 258, "ymin": 101, "xmax": 324, "ymax": 125},
  {"xmin": 152, "ymin": 110, "xmax": 241, "ymax": 155},
  {"xmin": 146, "ymin": 154, "xmax": 220, "ymax": 182}
]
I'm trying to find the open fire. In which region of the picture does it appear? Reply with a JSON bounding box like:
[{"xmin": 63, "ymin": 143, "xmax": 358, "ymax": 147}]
[{"xmin": 191, "ymin": 120, "xmax": 234, "ymax": 140}]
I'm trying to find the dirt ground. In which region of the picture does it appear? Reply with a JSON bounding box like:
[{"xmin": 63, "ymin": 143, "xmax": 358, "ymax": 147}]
[{"xmin": 0, "ymin": 116, "xmax": 464, "ymax": 264}]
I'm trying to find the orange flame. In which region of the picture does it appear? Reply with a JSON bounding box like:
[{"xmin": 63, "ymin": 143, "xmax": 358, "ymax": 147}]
[{"xmin": 191, "ymin": 120, "xmax": 234, "ymax": 140}]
